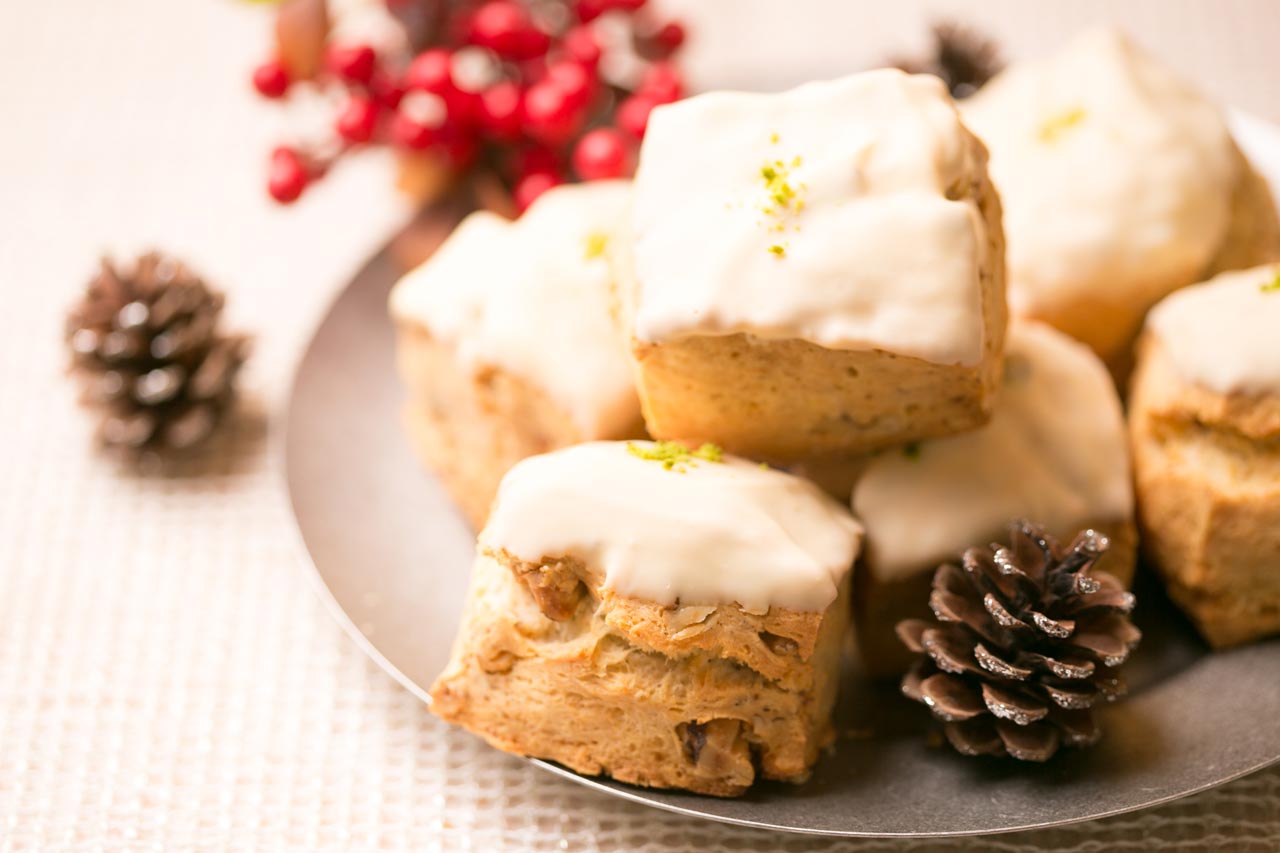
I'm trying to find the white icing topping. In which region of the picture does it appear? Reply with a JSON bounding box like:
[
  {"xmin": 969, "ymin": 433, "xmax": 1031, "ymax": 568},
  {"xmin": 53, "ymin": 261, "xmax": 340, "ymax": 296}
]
[
  {"xmin": 853, "ymin": 322, "xmax": 1132, "ymax": 583},
  {"xmin": 962, "ymin": 29, "xmax": 1236, "ymax": 327},
  {"xmin": 480, "ymin": 442, "xmax": 862, "ymax": 613},
  {"xmin": 629, "ymin": 70, "xmax": 991, "ymax": 366},
  {"xmin": 389, "ymin": 181, "xmax": 639, "ymax": 438},
  {"xmin": 1146, "ymin": 264, "xmax": 1280, "ymax": 396}
]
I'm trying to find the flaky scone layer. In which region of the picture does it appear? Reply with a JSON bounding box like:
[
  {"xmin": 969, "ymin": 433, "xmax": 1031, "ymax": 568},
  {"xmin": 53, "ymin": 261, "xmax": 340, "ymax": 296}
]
[
  {"xmin": 430, "ymin": 553, "xmax": 848, "ymax": 797},
  {"xmin": 1129, "ymin": 335, "xmax": 1280, "ymax": 647}
]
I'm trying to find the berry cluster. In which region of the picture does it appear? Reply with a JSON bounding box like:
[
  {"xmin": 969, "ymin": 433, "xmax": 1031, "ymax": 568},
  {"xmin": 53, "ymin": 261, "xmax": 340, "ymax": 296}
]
[{"xmin": 251, "ymin": 0, "xmax": 687, "ymax": 209}]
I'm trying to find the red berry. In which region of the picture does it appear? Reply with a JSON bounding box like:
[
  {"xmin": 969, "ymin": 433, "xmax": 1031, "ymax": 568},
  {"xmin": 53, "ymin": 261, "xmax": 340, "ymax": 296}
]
[
  {"xmin": 335, "ymin": 96, "xmax": 379, "ymax": 144},
  {"xmin": 391, "ymin": 113, "xmax": 440, "ymax": 150},
  {"xmin": 436, "ymin": 126, "xmax": 480, "ymax": 169},
  {"xmin": 616, "ymin": 94, "xmax": 657, "ymax": 139},
  {"xmin": 370, "ymin": 72, "xmax": 405, "ymax": 109},
  {"xmin": 478, "ymin": 81, "xmax": 523, "ymax": 140},
  {"xmin": 404, "ymin": 49, "xmax": 479, "ymax": 125},
  {"xmin": 252, "ymin": 59, "xmax": 291, "ymax": 99},
  {"xmin": 404, "ymin": 49, "xmax": 455, "ymax": 94},
  {"xmin": 573, "ymin": 0, "xmax": 607, "ymax": 23},
  {"xmin": 468, "ymin": 2, "xmax": 550, "ymax": 61},
  {"xmin": 268, "ymin": 147, "xmax": 308, "ymax": 203},
  {"xmin": 612, "ymin": 0, "xmax": 647, "ymax": 9},
  {"xmin": 522, "ymin": 80, "xmax": 584, "ymax": 144},
  {"xmin": 515, "ymin": 145, "xmax": 562, "ymax": 177},
  {"xmin": 573, "ymin": 128, "xmax": 633, "ymax": 180},
  {"xmin": 563, "ymin": 26, "xmax": 601, "ymax": 68},
  {"xmin": 514, "ymin": 170, "xmax": 562, "ymax": 212},
  {"xmin": 637, "ymin": 20, "xmax": 685, "ymax": 58},
  {"xmin": 327, "ymin": 43, "xmax": 377, "ymax": 84},
  {"xmin": 640, "ymin": 61, "xmax": 683, "ymax": 103},
  {"xmin": 544, "ymin": 60, "xmax": 595, "ymax": 109}
]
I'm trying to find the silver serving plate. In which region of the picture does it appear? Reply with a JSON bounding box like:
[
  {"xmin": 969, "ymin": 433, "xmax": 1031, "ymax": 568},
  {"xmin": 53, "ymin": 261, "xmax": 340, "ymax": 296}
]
[{"xmin": 281, "ymin": 115, "xmax": 1280, "ymax": 838}]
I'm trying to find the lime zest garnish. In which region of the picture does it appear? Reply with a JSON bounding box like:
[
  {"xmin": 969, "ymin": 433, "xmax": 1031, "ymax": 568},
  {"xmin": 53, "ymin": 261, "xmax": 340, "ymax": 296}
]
[{"xmin": 626, "ymin": 440, "xmax": 724, "ymax": 472}]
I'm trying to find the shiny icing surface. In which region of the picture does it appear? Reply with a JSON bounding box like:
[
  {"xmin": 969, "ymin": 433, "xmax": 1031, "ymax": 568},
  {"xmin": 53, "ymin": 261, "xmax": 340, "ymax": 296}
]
[
  {"xmin": 853, "ymin": 322, "xmax": 1132, "ymax": 582},
  {"xmin": 389, "ymin": 181, "xmax": 638, "ymax": 438},
  {"xmin": 963, "ymin": 29, "xmax": 1237, "ymax": 324},
  {"xmin": 480, "ymin": 442, "xmax": 862, "ymax": 613},
  {"xmin": 1146, "ymin": 264, "xmax": 1280, "ymax": 395},
  {"xmin": 629, "ymin": 70, "xmax": 992, "ymax": 367}
]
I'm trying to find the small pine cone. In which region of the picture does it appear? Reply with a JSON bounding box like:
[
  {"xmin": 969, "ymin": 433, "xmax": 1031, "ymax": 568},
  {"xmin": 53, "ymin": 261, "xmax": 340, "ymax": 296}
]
[
  {"xmin": 897, "ymin": 520, "xmax": 1141, "ymax": 762},
  {"xmin": 65, "ymin": 252, "xmax": 250, "ymax": 456},
  {"xmin": 891, "ymin": 22, "xmax": 1004, "ymax": 99}
]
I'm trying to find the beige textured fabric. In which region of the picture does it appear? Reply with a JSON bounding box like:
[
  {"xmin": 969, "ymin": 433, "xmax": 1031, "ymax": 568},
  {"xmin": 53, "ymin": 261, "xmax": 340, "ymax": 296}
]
[{"xmin": 1, "ymin": 1, "xmax": 1278, "ymax": 850}]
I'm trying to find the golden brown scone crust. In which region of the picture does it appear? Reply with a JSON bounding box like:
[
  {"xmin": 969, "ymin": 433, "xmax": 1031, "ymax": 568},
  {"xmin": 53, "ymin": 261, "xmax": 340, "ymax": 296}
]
[
  {"xmin": 1129, "ymin": 334, "xmax": 1280, "ymax": 648},
  {"xmin": 617, "ymin": 127, "xmax": 1007, "ymax": 461},
  {"xmin": 395, "ymin": 323, "xmax": 645, "ymax": 529},
  {"xmin": 429, "ymin": 550, "xmax": 849, "ymax": 797}
]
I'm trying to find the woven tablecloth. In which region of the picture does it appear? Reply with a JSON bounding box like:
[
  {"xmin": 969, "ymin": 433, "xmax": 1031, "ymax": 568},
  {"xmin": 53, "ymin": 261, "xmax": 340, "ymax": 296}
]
[{"xmin": 2, "ymin": 2, "xmax": 1278, "ymax": 850}]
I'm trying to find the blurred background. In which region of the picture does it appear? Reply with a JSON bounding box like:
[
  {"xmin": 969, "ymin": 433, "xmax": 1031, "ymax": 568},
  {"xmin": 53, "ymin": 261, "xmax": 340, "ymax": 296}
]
[{"xmin": 2, "ymin": 1, "xmax": 1279, "ymax": 849}]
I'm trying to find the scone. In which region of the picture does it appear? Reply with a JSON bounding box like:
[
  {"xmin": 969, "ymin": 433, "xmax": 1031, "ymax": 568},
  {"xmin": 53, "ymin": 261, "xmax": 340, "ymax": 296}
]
[
  {"xmin": 1130, "ymin": 264, "xmax": 1280, "ymax": 648},
  {"xmin": 389, "ymin": 182, "xmax": 644, "ymax": 529},
  {"xmin": 619, "ymin": 69, "xmax": 1007, "ymax": 460},
  {"xmin": 851, "ymin": 321, "xmax": 1135, "ymax": 678},
  {"xmin": 963, "ymin": 28, "xmax": 1280, "ymax": 372},
  {"xmin": 429, "ymin": 441, "xmax": 862, "ymax": 796}
]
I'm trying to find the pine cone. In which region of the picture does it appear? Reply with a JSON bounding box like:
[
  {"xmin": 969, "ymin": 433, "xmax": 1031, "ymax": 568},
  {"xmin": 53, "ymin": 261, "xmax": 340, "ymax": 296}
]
[
  {"xmin": 896, "ymin": 521, "xmax": 1141, "ymax": 761},
  {"xmin": 892, "ymin": 22, "xmax": 1004, "ymax": 99},
  {"xmin": 65, "ymin": 252, "xmax": 250, "ymax": 455}
]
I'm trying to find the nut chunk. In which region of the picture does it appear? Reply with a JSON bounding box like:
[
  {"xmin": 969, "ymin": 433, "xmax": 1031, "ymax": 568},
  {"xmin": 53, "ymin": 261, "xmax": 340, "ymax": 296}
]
[
  {"xmin": 390, "ymin": 181, "xmax": 643, "ymax": 529},
  {"xmin": 429, "ymin": 441, "xmax": 862, "ymax": 797},
  {"xmin": 620, "ymin": 70, "xmax": 1006, "ymax": 460},
  {"xmin": 1130, "ymin": 265, "xmax": 1280, "ymax": 648}
]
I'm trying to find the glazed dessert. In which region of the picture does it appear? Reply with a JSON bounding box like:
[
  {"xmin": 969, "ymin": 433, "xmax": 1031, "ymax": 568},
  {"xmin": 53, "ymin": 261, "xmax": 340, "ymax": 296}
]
[
  {"xmin": 618, "ymin": 69, "xmax": 1007, "ymax": 460},
  {"xmin": 389, "ymin": 181, "xmax": 644, "ymax": 529},
  {"xmin": 852, "ymin": 321, "xmax": 1135, "ymax": 677},
  {"xmin": 963, "ymin": 29, "xmax": 1280, "ymax": 372},
  {"xmin": 1130, "ymin": 264, "xmax": 1280, "ymax": 648},
  {"xmin": 429, "ymin": 441, "xmax": 861, "ymax": 796}
]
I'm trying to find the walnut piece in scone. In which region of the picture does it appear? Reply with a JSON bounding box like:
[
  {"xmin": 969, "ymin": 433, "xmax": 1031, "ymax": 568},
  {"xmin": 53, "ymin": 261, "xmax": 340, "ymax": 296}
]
[
  {"xmin": 389, "ymin": 182, "xmax": 644, "ymax": 530},
  {"xmin": 429, "ymin": 441, "xmax": 862, "ymax": 796},
  {"xmin": 619, "ymin": 70, "xmax": 1006, "ymax": 460},
  {"xmin": 1130, "ymin": 265, "xmax": 1280, "ymax": 648}
]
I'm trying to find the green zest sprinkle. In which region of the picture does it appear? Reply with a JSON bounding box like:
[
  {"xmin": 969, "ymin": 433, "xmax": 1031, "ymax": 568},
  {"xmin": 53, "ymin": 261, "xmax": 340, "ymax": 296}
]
[
  {"xmin": 756, "ymin": 153, "xmax": 806, "ymax": 256},
  {"xmin": 626, "ymin": 440, "xmax": 724, "ymax": 471},
  {"xmin": 1260, "ymin": 271, "xmax": 1280, "ymax": 293},
  {"xmin": 583, "ymin": 232, "xmax": 609, "ymax": 260},
  {"xmin": 1038, "ymin": 106, "xmax": 1087, "ymax": 143},
  {"xmin": 902, "ymin": 442, "xmax": 922, "ymax": 460}
]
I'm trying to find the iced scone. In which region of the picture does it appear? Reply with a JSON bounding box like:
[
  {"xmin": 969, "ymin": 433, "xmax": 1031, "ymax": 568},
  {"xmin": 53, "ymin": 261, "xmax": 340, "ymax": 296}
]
[
  {"xmin": 390, "ymin": 182, "xmax": 643, "ymax": 529},
  {"xmin": 429, "ymin": 441, "xmax": 861, "ymax": 796},
  {"xmin": 963, "ymin": 29, "xmax": 1280, "ymax": 371},
  {"xmin": 852, "ymin": 322, "xmax": 1135, "ymax": 677},
  {"xmin": 619, "ymin": 70, "xmax": 1006, "ymax": 460},
  {"xmin": 1130, "ymin": 264, "xmax": 1280, "ymax": 648}
]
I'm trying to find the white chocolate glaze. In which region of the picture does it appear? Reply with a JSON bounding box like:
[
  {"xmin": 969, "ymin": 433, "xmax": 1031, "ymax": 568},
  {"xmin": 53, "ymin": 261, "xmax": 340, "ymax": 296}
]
[
  {"xmin": 389, "ymin": 181, "xmax": 639, "ymax": 438},
  {"xmin": 480, "ymin": 442, "xmax": 862, "ymax": 613},
  {"xmin": 853, "ymin": 322, "xmax": 1132, "ymax": 583},
  {"xmin": 1146, "ymin": 264, "xmax": 1280, "ymax": 396},
  {"xmin": 962, "ymin": 29, "xmax": 1237, "ymax": 328},
  {"xmin": 629, "ymin": 70, "xmax": 992, "ymax": 367}
]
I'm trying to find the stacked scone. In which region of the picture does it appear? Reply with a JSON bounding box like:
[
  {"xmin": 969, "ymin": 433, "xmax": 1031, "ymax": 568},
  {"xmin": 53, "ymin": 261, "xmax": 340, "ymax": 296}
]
[
  {"xmin": 391, "ymin": 28, "xmax": 1280, "ymax": 797},
  {"xmin": 963, "ymin": 29, "xmax": 1280, "ymax": 375},
  {"xmin": 1130, "ymin": 264, "xmax": 1280, "ymax": 648}
]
